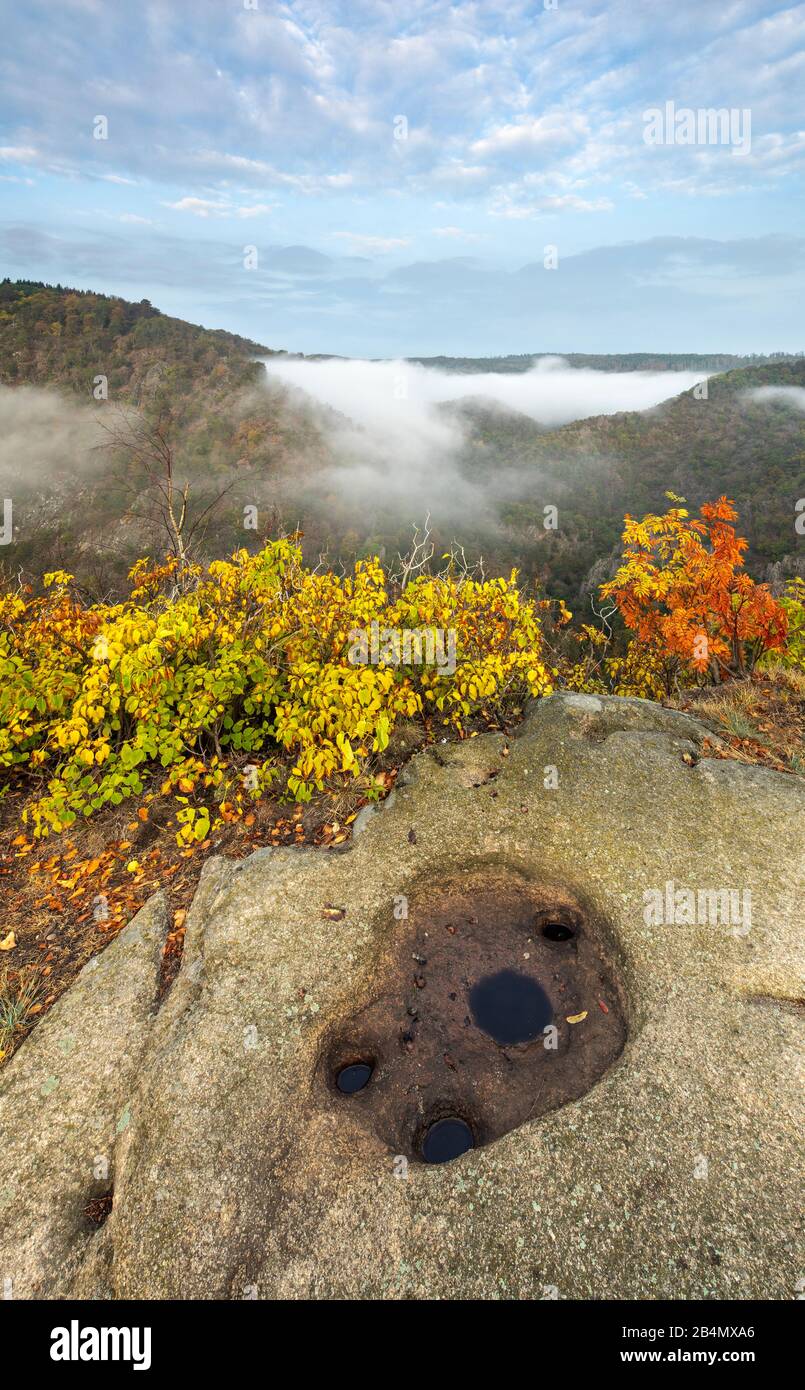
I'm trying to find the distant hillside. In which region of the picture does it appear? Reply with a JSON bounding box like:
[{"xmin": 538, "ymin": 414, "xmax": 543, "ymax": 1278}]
[
  {"xmin": 407, "ymin": 351, "xmax": 804, "ymax": 374},
  {"xmin": 0, "ymin": 278, "xmax": 275, "ymax": 395},
  {"xmin": 1, "ymin": 279, "xmax": 803, "ymax": 606},
  {"xmin": 448, "ymin": 362, "xmax": 805, "ymax": 595},
  {"xmin": 0, "ymin": 279, "xmax": 341, "ymax": 587}
]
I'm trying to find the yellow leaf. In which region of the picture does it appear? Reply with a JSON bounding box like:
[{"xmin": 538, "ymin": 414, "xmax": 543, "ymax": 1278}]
[
  {"xmin": 566, "ymin": 1011, "xmax": 588, "ymax": 1024},
  {"xmin": 0, "ymin": 931, "xmax": 17, "ymax": 951}
]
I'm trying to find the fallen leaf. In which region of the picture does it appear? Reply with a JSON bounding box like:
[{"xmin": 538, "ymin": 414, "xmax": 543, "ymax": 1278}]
[
  {"xmin": 0, "ymin": 931, "xmax": 16, "ymax": 951},
  {"xmin": 566, "ymin": 1010, "xmax": 588, "ymax": 1024},
  {"xmin": 321, "ymin": 905, "xmax": 346, "ymax": 921}
]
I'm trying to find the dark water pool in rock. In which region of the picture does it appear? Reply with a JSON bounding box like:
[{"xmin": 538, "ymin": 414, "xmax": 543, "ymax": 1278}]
[
  {"xmin": 336, "ymin": 1063, "xmax": 373, "ymax": 1094},
  {"xmin": 321, "ymin": 872, "xmax": 626, "ymax": 1161},
  {"xmin": 421, "ymin": 1117, "xmax": 474, "ymax": 1164},
  {"xmin": 469, "ymin": 969, "xmax": 552, "ymax": 1044},
  {"xmin": 542, "ymin": 921, "xmax": 575, "ymax": 942}
]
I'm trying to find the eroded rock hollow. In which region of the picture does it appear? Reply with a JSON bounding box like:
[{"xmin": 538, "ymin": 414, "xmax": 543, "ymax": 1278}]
[
  {"xmin": 1, "ymin": 694, "xmax": 803, "ymax": 1300},
  {"xmin": 322, "ymin": 875, "xmax": 627, "ymax": 1161}
]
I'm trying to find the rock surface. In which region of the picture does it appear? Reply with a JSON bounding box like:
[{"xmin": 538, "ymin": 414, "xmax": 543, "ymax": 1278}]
[
  {"xmin": 1, "ymin": 694, "xmax": 803, "ymax": 1300},
  {"xmin": 0, "ymin": 892, "xmax": 167, "ymax": 1298}
]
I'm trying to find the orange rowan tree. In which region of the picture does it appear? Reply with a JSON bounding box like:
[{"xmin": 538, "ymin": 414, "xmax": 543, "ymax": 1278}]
[{"xmin": 600, "ymin": 494, "xmax": 788, "ymax": 691}]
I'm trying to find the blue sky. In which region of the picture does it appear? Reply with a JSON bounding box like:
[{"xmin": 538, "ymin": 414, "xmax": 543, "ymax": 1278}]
[{"xmin": 1, "ymin": 0, "xmax": 803, "ymax": 354}]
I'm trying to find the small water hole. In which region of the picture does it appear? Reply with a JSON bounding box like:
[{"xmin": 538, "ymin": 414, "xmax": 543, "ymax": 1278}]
[
  {"xmin": 336, "ymin": 1062, "xmax": 373, "ymax": 1094},
  {"xmin": 421, "ymin": 1117, "xmax": 475, "ymax": 1164},
  {"xmin": 541, "ymin": 921, "xmax": 575, "ymax": 943},
  {"xmin": 469, "ymin": 968, "xmax": 552, "ymax": 1044}
]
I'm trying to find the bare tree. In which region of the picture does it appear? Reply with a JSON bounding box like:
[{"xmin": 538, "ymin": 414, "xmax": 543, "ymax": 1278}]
[
  {"xmin": 97, "ymin": 408, "xmax": 236, "ymax": 579},
  {"xmin": 389, "ymin": 514, "xmax": 434, "ymax": 589},
  {"xmin": 439, "ymin": 539, "xmax": 487, "ymax": 588}
]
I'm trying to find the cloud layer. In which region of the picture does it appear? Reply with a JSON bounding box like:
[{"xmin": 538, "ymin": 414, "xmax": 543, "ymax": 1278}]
[
  {"xmin": 3, "ymin": 226, "xmax": 802, "ymax": 356},
  {"xmin": 1, "ymin": 1, "xmax": 802, "ymax": 353},
  {"xmin": 2, "ymin": 0, "xmax": 803, "ymax": 204},
  {"xmin": 263, "ymin": 354, "xmax": 708, "ymax": 430},
  {"xmin": 259, "ymin": 355, "xmax": 706, "ymax": 530}
]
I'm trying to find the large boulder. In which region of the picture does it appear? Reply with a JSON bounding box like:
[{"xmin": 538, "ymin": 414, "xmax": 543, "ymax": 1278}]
[
  {"xmin": 2, "ymin": 695, "xmax": 803, "ymax": 1299},
  {"xmin": 0, "ymin": 893, "xmax": 167, "ymax": 1298}
]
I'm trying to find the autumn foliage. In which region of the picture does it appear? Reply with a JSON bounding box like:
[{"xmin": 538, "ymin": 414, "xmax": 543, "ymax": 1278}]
[
  {"xmin": 599, "ymin": 495, "xmax": 789, "ymax": 694},
  {"xmin": 0, "ymin": 539, "xmax": 553, "ymax": 837},
  {"xmin": 0, "ymin": 496, "xmax": 799, "ymax": 841}
]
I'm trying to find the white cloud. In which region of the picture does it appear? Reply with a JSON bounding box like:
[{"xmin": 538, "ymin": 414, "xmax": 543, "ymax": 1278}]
[
  {"xmin": 165, "ymin": 196, "xmax": 230, "ymax": 218},
  {"xmin": 1, "ymin": 0, "xmax": 801, "ymax": 214},
  {"xmin": 164, "ymin": 195, "xmax": 273, "ymax": 219},
  {"xmin": 489, "ymin": 190, "xmax": 614, "ymax": 218},
  {"xmin": 332, "ymin": 232, "xmax": 411, "ymax": 253},
  {"xmin": 0, "ymin": 145, "xmax": 38, "ymax": 161},
  {"xmin": 432, "ymin": 226, "xmax": 483, "ymax": 240},
  {"xmin": 471, "ymin": 114, "xmax": 588, "ymax": 162}
]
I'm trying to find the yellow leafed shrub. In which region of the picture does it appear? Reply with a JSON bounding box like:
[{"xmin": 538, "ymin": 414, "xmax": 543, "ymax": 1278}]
[{"xmin": 0, "ymin": 541, "xmax": 553, "ymax": 835}]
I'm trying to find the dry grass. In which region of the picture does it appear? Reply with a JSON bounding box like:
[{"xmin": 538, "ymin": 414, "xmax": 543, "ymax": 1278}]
[
  {"xmin": 668, "ymin": 665, "xmax": 805, "ymax": 773},
  {"xmin": 0, "ymin": 965, "xmax": 44, "ymax": 1063}
]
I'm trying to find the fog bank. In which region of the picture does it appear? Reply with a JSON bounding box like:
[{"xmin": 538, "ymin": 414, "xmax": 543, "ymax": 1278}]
[
  {"xmin": 260, "ymin": 354, "xmax": 709, "ymax": 526},
  {"xmin": 263, "ymin": 355, "xmax": 708, "ymax": 432}
]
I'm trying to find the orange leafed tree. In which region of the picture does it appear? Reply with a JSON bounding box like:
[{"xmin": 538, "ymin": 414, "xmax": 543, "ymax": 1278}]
[{"xmin": 600, "ymin": 494, "xmax": 788, "ymax": 689}]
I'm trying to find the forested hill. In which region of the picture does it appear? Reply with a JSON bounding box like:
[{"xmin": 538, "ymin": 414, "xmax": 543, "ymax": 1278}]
[
  {"xmin": 408, "ymin": 351, "xmax": 804, "ymax": 373},
  {"xmin": 1, "ymin": 279, "xmax": 803, "ymax": 604},
  {"xmin": 0, "ymin": 278, "xmax": 275, "ymax": 399},
  {"xmin": 449, "ymin": 360, "xmax": 805, "ymax": 595}
]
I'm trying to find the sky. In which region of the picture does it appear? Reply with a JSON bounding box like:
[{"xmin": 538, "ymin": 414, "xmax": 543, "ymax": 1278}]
[{"xmin": 1, "ymin": 0, "xmax": 803, "ymax": 355}]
